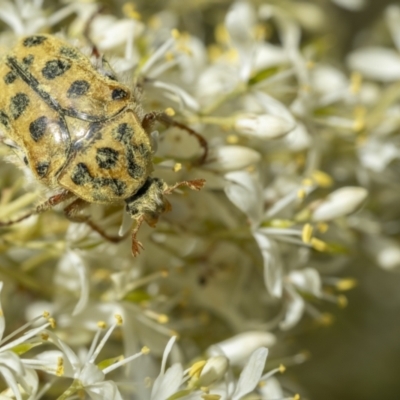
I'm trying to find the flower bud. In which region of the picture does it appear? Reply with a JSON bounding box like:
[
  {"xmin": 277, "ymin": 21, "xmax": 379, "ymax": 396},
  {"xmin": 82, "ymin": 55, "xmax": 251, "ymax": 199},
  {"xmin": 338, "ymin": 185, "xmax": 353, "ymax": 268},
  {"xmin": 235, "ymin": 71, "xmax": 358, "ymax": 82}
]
[
  {"xmin": 205, "ymin": 146, "xmax": 261, "ymax": 172},
  {"xmin": 197, "ymin": 356, "xmax": 229, "ymax": 386},
  {"xmin": 312, "ymin": 187, "xmax": 368, "ymax": 221},
  {"xmin": 207, "ymin": 331, "xmax": 276, "ymax": 365},
  {"xmin": 234, "ymin": 113, "xmax": 295, "ymax": 139}
]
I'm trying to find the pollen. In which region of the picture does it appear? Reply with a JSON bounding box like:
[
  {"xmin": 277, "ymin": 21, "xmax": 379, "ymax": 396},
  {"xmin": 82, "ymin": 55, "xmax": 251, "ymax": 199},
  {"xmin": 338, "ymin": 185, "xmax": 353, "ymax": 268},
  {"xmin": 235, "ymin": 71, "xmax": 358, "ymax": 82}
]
[
  {"xmin": 165, "ymin": 107, "xmax": 175, "ymax": 116},
  {"xmin": 56, "ymin": 357, "xmax": 64, "ymax": 376},
  {"xmin": 157, "ymin": 314, "xmax": 169, "ymax": 324},
  {"xmin": 335, "ymin": 278, "xmax": 357, "ymax": 291},
  {"xmin": 97, "ymin": 321, "xmax": 107, "ymax": 329},
  {"xmin": 226, "ymin": 134, "xmax": 239, "ymax": 144},
  {"xmin": 114, "ymin": 314, "xmax": 123, "ymax": 325},
  {"xmin": 312, "ymin": 170, "xmax": 333, "ymax": 188},
  {"xmin": 319, "ymin": 312, "xmax": 334, "ymax": 326},
  {"xmin": 301, "ymin": 178, "xmax": 314, "ymax": 187},
  {"xmin": 173, "ymin": 163, "xmax": 182, "ymax": 172},
  {"xmin": 302, "ymin": 223, "xmax": 313, "ymax": 244},
  {"xmin": 317, "ymin": 222, "xmax": 329, "ymax": 233},
  {"xmin": 122, "ymin": 3, "xmax": 141, "ymax": 20},
  {"xmin": 337, "ymin": 295, "xmax": 348, "ymax": 308},
  {"xmin": 171, "ymin": 29, "xmax": 180, "ymax": 39},
  {"xmin": 297, "ymin": 188, "xmax": 306, "ymax": 199},
  {"xmin": 141, "ymin": 346, "xmax": 150, "ymax": 354},
  {"xmin": 279, "ymin": 364, "xmax": 286, "ymax": 373},
  {"xmin": 311, "ymin": 237, "xmax": 328, "ymax": 252}
]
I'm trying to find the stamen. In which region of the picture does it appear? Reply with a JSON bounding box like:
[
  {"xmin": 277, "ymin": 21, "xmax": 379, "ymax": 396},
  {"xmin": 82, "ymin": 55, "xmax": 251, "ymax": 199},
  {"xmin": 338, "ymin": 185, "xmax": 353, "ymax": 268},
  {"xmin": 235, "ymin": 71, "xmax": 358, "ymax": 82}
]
[
  {"xmin": 89, "ymin": 320, "xmax": 120, "ymax": 363},
  {"xmin": 102, "ymin": 348, "xmax": 148, "ymax": 375},
  {"xmin": 0, "ymin": 314, "xmax": 45, "ymax": 345},
  {"xmin": 86, "ymin": 323, "xmax": 107, "ymax": 363}
]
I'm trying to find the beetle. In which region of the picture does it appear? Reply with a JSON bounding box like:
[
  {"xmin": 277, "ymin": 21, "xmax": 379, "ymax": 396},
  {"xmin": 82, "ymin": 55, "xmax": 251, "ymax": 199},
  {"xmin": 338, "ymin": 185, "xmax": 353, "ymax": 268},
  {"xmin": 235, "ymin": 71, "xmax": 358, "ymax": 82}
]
[{"xmin": 0, "ymin": 34, "xmax": 207, "ymax": 255}]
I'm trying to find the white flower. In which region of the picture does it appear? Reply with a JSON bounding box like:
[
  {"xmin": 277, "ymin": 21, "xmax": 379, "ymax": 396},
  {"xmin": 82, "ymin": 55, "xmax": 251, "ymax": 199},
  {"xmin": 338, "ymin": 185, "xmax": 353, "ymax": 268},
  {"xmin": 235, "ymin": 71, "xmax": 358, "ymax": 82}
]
[
  {"xmin": 0, "ymin": 283, "xmax": 52, "ymax": 400},
  {"xmin": 0, "ymin": 0, "xmax": 76, "ymax": 35},
  {"xmin": 35, "ymin": 315, "xmax": 147, "ymax": 400}
]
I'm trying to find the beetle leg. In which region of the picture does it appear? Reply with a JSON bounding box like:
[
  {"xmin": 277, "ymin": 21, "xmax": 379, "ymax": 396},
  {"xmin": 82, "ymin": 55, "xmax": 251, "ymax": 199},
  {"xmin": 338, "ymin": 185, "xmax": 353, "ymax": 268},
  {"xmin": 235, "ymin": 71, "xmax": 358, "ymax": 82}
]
[
  {"xmin": 163, "ymin": 179, "xmax": 206, "ymax": 195},
  {"xmin": 0, "ymin": 191, "xmax": 75, "ymax": 227},
  {"xmin": 64, "ymin": 198, "xmax": 129, "ymax": 243},
  {"xmin": 131, "ymin": 215, "xmax": 145, "ymax": 257},
  {"xmin": 141, "ymin": 112, "xmax": 208, "ymax": 165}
]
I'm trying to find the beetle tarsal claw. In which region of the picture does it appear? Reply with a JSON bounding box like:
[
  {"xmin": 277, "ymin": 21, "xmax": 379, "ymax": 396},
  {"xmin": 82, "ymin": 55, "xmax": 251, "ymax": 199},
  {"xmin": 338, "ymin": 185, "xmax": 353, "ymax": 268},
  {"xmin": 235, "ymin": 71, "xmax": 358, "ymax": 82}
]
[{"xmin": 131, "ymin": 237, "xmax": 144, "ymax": 257}]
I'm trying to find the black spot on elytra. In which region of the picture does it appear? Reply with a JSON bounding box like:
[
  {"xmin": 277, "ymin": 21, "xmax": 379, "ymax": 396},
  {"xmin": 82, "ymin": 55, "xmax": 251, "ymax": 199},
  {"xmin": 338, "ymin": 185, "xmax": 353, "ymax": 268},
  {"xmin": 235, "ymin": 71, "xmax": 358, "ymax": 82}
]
[
  {"xmin": 96, "ymin": 147, "xmax": 119, "ymax": 169},
  {"xmin": 127, "ymin": 148, "xmax": 144, "ymax": 179},
  {"xmin": 111, "ymin": 88, "xmax": 128, "ymax": 100},
  {"xmin": 10, "ymin": 93, "xmax": 29, "ymax": 120},
  {"xmin": 29, "ymin": 116, "xmax": 48, "ymax": 142},
  {"xmin": 22, "ymin": 54, "xmax": 34, "ymax": 66},
  {"xmin": 96, "ymin": 178, "xmax": 126, "ymax": 196},
  {"xmin": 71, "ymin": 162, "xmax": 126, "ymax": 196},
  {"xmin": 67, "ymin": 80, "xmax": 90, "ymax": 98},
  {"xmin": 36, "ymin": 161, "xmax": 49, "ymax": 178},
  {"xmin": 113, "ymin": 123, "xmax": 134, "ymax": 143},
  {"xmin": 60, "ymin": 46, "xmax": 79, "ymax": 59},
  {"xmin": 0, "ymin": 110, "xmax": 10, "ymax": 129},
  {"xmin": 134, "ymin": 143, "xmax": 149, "ymax": 157},
  {"xmin": 42, "ymin": 59, "xmax": 71, "ymax": 80},
  {"xmin": 23, "ymin": 35, "xmax": 47, "ymax": 47},
  {"xmin": 71, "ymin": 163, "xmax": 92, "ymax": 186},
  {"xmin": 4, "ymin": 71, "xmax": 17, "ymax": 84},
  {"xmin": 23, "ymin": 156, "xmax": 28, "ymax": 165}
]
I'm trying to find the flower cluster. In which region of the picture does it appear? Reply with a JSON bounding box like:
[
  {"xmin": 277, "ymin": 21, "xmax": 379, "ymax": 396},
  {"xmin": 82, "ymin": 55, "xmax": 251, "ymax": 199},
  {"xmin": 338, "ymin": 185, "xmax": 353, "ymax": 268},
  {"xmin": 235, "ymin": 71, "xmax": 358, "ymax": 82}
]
[{"xmin": 0, "ymin": 0, "xmax": 397, "ymax": 399}]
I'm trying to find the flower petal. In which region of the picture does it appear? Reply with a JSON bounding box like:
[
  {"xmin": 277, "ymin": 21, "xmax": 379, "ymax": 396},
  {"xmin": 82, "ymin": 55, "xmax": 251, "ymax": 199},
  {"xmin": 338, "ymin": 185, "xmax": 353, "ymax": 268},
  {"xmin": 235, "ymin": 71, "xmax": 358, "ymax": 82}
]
[
  {"xmin": 86, "ymin": 381, "xmax": 123, "ymax": 400},
  {"xmin": 224, "ymin": 171, "xmax": 263, "ymax": 226},
  {"xmin": 253, "ymin": 233, "xmax": 283, "ymax": 298},
  {"xmin": 347, "ymin": 47, "xmax": 400, "ymax": 81},
  {"xmin": 279, "ymin": 286, "xmax": 305, "ymax": 330},
  {"xmin": 232, "ymin": 348, "xmax": 269, "ymax": 400}
]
